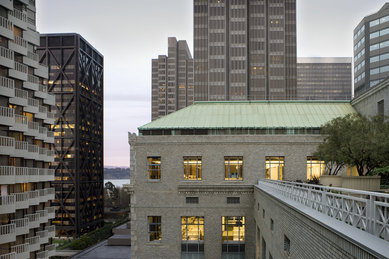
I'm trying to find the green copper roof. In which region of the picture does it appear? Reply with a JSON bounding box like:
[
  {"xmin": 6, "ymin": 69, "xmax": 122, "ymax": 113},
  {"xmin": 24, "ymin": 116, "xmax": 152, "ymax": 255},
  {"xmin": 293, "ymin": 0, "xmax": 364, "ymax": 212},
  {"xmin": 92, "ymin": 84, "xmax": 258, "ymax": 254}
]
[{"xmin": 139, "ymin": 101, "xmax": 355, "ymax": 130}]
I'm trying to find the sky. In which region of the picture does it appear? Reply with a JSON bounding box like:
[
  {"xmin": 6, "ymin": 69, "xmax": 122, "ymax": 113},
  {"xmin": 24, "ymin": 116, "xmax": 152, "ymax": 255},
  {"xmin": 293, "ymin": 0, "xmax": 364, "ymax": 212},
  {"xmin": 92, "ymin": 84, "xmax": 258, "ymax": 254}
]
[{"xmin": 36, "ymin": 0, "xmax": 387, "ymax": 167}]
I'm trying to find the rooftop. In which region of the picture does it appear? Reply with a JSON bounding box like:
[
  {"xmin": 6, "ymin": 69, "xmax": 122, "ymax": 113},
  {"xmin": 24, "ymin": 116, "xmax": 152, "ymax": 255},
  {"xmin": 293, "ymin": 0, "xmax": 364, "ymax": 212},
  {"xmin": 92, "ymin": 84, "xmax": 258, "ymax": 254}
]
[{"xmin": 139, "ymin": 101, "xmax": 355, "ymax": 131}]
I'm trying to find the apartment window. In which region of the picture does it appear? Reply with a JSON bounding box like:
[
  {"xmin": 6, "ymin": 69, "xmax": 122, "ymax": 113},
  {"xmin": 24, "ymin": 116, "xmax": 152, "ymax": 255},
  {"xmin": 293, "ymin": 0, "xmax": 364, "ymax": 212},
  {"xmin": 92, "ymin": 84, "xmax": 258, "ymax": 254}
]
[
  {"xmin": 378, "ymin": 100, "xmax": 384, "ymax": 115},
  {"xmin": 186, "ymin": 197, "xmax": 199, "ymax": 204},
  {"xmin": 225, "ymin": 157, "xmax": 243, "ymax": 180},
  {"xmin": 227, "ymin": 197, "xmax": 240, "ymax": 204},
  {"xmin": 148, "ymin": 157, "xmax": 161, "ymax": 180},
  {"xmin": 181, "ymin": 216, "xmax": 204, "ymax": 258},
  {"xmin": 265, "ymin": 156, "xmax": 284, "ymax": 180},
  {"xmin": 306, "ymin": 157, "xmax": 325, "ymax": 180},
  {"xmin": 284, "ymin": 235, "xmax": 291, "ymax": 256},
  {"xmin": 184, "ymin": 156, "xmax": 202, "ymax": 180},
  {"xmin": 148, "ymin": 216, "xmax": 161, "ymax": 241},
  {"xmin": 222, "ymin": 216, "xmax": 245, "ymax": 258}
]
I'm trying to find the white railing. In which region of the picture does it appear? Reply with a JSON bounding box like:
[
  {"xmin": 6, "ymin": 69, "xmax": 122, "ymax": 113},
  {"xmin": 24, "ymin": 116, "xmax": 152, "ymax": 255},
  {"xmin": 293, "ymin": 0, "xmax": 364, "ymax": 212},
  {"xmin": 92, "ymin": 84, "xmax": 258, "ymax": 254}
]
[
  {"xmin": 39, "ymin": 84, "xmax": 48, "ymax": 93},
  {"xmin": 0, "ymin": 166, "xmax": 14, "ymax": 177},
  {"xmin": 0, "ymin": 46, "xmax": 14, "ymax": 60},
  {"xmin": 13, "ymin": 35, "xmax": 27, "ymax": 48},
  {"xmin": 0, "ymin": 136, "xmax": 14, "ymax": 147},
  {"xmin": 15, "ymin": 114, "xmax": 27, "ymax": 125},
  {"xmin": 9, "ymin": 9, "xmax": 27, "ymax": 23},
  {"xmin": 15, "ymin": 167, "xmax": 28, "ymax": 178},
  {"xmin": 28, "ymin": 190, "xmax": 39, "ymax": 201},
  {"xmin": 257, "ymin": 180, "xmax": 389, "ymax": 242},
  {"xmin": 27, "ymin": 51, "xmax": 39, "ymax": 61},
  {"xmin": 11, "ymin": 243, "xmax": 29, "ymax": 255},
  {"xmin": 0, "ymin": 16, "xmax": 13, "ymax": 30},
  {"xmin": 15, "ymin": 192, "xmax": 28, "ymax": 204},
  {"xmin": 14, "ymin": 88, "xmax": 28, "ymax": 99},
  {"xmin": 0, "ymin": 252, "xmax": 16, "ymax": 259},
  {"xmin": 28, "ymin": 121, "xmax": 39, "ymax": 130},
  {"xmin": 28, "ymin": 167, "xmax": 39, "ymax": 178},
  {"xmin": 0, "ymin": 76, "xmax": 14, "ymax": 89},
  {"xmin": 26, "ymin": 213, "xmax": 39, "ymax": 224},
  {"xmin": 11, "ymin": 217, "xmax": 28, "ymax": 229},
  {"xmin": 39, "ymin": 105, "xmax": 47, "ymax": 114},
  {"xmin": 47, "ymin": 149, "xmax": 55, "ymax": 157},
  {"xmin": 27, "ymin": 97, "xmax": 39, "ymax": 107},
  {"xmin": 36, "ymin": 250, "xmax": 48, "ymax": 259},
  {"xmin": 28, "ymin": 143, "xmax": 39, "ymax": 153},
  {"xmin": 14, "ymin": 61, "xmax": 28, "ymax": 74},
  {"xmin": 0, "ymin": 223, "xmax": 15, "ymax": 236},
  {"xmin": 47, "ymin": 112, "xmax": 54, "ymax": 119},
  {"xmin": 27, "ymin": 74, "xmax": 39, "ymax": 84},
  {"xmin": 0, "ymin": 195, "xmax": 15, "ymax": 207},
  {"xmin": 0, "ymin": 106, "xmax": 14, "ymax": 118},
  {"xmin": 15, "ymin": 141, "xmax": 28, "ymax": 151}
]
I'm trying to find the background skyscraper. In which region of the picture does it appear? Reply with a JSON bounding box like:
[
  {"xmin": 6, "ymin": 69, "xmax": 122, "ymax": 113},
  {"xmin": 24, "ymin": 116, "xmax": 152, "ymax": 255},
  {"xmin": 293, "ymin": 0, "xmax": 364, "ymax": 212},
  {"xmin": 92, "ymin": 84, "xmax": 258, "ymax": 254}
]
[
  {"xmin": 354, "ymin": 3, "xmax": 389, "ymax": 97},
  {"xmin": 38, "ymin": 34, "xmax": 104, "ymax": 237},
  {"xmin": 193, "ymin": 0, "xmax": 297, "ymax": 101},
  {"xmin": 0, "ymin": 0, "xmax": 56, "ymax": 256},
  {"xmin": 297, "ymin": 57, "xmax": 352, "ymax": 100},
  {"xmin": 152, "ymin": 37, "xmax": 193, "ymax": 121}
]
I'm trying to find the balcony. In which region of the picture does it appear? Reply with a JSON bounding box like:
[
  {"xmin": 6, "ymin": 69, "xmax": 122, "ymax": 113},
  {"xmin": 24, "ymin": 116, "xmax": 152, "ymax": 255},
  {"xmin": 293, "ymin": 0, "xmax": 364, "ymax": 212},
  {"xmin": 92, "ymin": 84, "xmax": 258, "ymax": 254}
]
[
  {"xmin": 8, "ymin": 9, "xmax": 28, "ymax": 30},
  {"xmin": 28, "ymin": 190, "xmax": 39, "ymax": 206},
  {"xmin": 0, "ymin": 0, "xmax": 13, "ymax": 10},
  {"xmin": 26, "ymin": 236, "xmax": 40, "ymax": 252},
  {"xmin": 0, "ymin": 136, "xmax": 15, "ymax": 156},
  {"xmin": 11, "ymin": 218, "xmax": 29, "ymax": 236},
  {"xmin": 39, "ymin": 168, "xmax": 54, "ymax": 182},
  {"xmin": 35, "ymin": 84, "xmax": 48, "ymax": 99},
  {"xmin": 0, "ymin": 16, "xmax": 14, "ymax": 39},
  {"xmin": 0, "ymin": 166, "xmax": 15, "ymax": 185},
  {"xmin": 36, "ymin": 105, "xmax": 47, "ymax": 120},
  {"xmin": 14, "ymin": 192, "xmax": 28, "ymax": 210},
  {"xmin": 28, "ymin": 167, "xmax": 39, "ymax": 183},
  {"xmin": 25, "ymin": 121, "xmax": 39, "ymax": 137},
  {"xmin": 27, "ymin": 144, "xmax": 39, "ymax": 160},
  {"xmin": 10, "ymin": 114, "xmax": 28, "ymax": 133},
  {"xmin": 14, "ymin": 140, "xmax": 28, "ymax": 158},
  {"xmin": 11, "ymin": 243, "xmax": 29, "ymax": 259},
  {"xmin": 46, "ymin": 188, "xmax": 55, "ymax": 201},
  {"xmin": 36, "ymin": 250, "xmax": 48, "ymax": 259},
  {"xmin": 45, "ymin": 149, "xmax": 55, "ymax": 163},
  {"xmin": 0, "ymin": 224, "xmax": 16, "ymax": 245},
  {"xmin": 46, "ymin": 130, "xmax": 54, "ymax": 144},
  {"xmin": 34, "ymin": 63, "xmax": 48, "ymax": 79},
  {"xmin": 0, "ymin": 195, "xmax": 15, "ymax": 214},
  {"xmin": 25, "ymin": 213, "xmax": 39, "ymax": 229},
  {"xmin": 46, "ymin": 243, "xmax": 56, "ymax": 257},
  {"xmin": 37, "ymin": 230, "xmax": 49, "ymax": 244},
  {"xmin": 9, "ymin": 62, "xmax": 28, "ymax": 81},
  {"xmin": 0, "ymin": 46, "xmax": 14, "ymax": 68},
  {"xmin": 45, "ymin": 111, "xmax": 55, "ymax": 125},
  {"xmin": 37, "ymin": 209, "xmax": 48, "ymax": 224},
  {"xmin": 23, "ymin": 51, "xmax": 39, "ymax": 68},
  {"xmin": 9, "ymin": 88, "xmax": 28, "ymax": 106},
  {"xmin": 46, "ymin": 225, "xmax": 55, "ymax": 239},
  {"xmin": 24, "ymin": 74, "xmax": 39, "ymax": 91},
  {"xmin": 0, "ymin": 253, "xmax": 16, "ymax": 259},
  {"xmin": 25, "ymin": 97, "xmax": 39, "ymax": 114},
  {"xmin": 9, "ymin": 35, "xmax": 28, "ymax": 56},
  {"xmin": 43, "ymin": 93, "xmax": 55, "ymax": 106},
  {"xmin": 0, "ymin": 76, "xmax": 15, "ymax": 97},
  {"xmin": 23, "ymin": 28, "xmax": 39, "ymax": 45},
  {"xmin": 47, "ymin": 207, "xmax": 55, "ymax": 219},
  {"xmin": 15, "ymin": 167, "xmax": 28, "ymax": 184},
  {"xmin": 0, "ymin": 106, "xmax": 14, "ymax": 126}
]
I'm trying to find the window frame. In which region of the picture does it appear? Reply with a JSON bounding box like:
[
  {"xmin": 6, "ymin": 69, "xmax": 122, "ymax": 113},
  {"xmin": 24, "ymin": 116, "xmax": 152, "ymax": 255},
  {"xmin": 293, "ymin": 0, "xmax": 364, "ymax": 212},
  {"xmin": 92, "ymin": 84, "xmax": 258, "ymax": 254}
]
[
  {"xmin": 306, "ymin": 156, "xmax": 325, "ymax": 180},
  {"xmin": 265, "ymin": 156, "xmax": 284, "ymax": 180},
  {"xmin": 148, "ymin": 216, "xmax": 161, "ymax": 242},
  {"xmin": 183, "ymin": 156, "xmax": 202, "ymax": 181},
  {"xmin": 147, "ymin": 156, "xmax": 161, "ymax": 180},
  {"xmin": 224, "ymin": 156, "xmax": 243, "ymax": 181},
  {"xmin": 222, "ymin": 216, "xmax": 246, "ymax": 256},
  {"xmin": 181, "ymin": 216, "xmax": 205, "ymax": 256}
]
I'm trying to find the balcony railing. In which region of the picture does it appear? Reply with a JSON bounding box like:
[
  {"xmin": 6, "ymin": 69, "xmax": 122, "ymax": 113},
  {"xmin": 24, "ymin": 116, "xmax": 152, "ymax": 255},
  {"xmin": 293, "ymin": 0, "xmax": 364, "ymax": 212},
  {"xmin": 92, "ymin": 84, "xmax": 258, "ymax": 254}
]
[
  {"xmin": 26, "ymin": 236, "xmax": 40, "ymax": 252},
  {"xmin": 28, "ymin": 190, "xmax": 39, "ymax": 206},
  {"xmin": 0, "ymin": 195, "xmax": 15, "ymax": 214},
  {"xmin": 14, "ymin": 88, "xmax": 28, "ymax": 99},
  {"xmin": 14, "ymin": 192, "xmax": 28, "ymax": 209},
  {"xmin": 13, "ymin": 35, "xmax": 27, "ymax": 48},
  {"xmin": 39, "ymin": 84, "xmax": 48, "ymax": 93},
  {"xmin": 0, "ymin": 223, "xmax": 15, "ymax": 244},
  {"xmin": 0, "ymin": 76, "xmax": 14, "ymax": 89},
  {"xmin": 47, "ymin": 111, "xmax": 54, "ymax": 119},
  {"xmin": 15, "ymin": 114, "xmax": 28, "ymax": 125},
  {"xmin": 46, "ymin": 225, "xmax": 55, "ymax": 238},
  {"xmin": 27, "ymin": 51, "xmax": 39, "ymax": 61},
  {"xmin": 257, "ymin": 180, "xmax": 389, "ymax": 242},
  {"xmin": 37, "ymin": 229, "xmax": 49, "ymax": 244},
  {"xmin": 47, "ymin": 206, "xmax": 55, "ymax": 219},
  {"xmin": 0, "ymin": 106, "xmax": 14, "ymax": 118},
  {"xmin": 36, "ymin": 250, "xmax": 48, "ymax": 259},
  {"xmin": 0, "ymin": 136, "xmax": 14, "ymax": 149},
  {"xmin": 25, "ymin": 213, "xmax": 40, "ymax": 229},
  {"xmin": 0, "ymin": 252, "xmax": 16, "ymax": 259},
  {"xmin": 14, "ymin": 61, "xmax": 28, "ymax": 74},
  {"xmin": 9, "ymin": 9, "xmax": 27, "ymax": 23},
  {"xmin": 0, "ymin": 16, "xmax": 13, "ymax": 31},
  {"xmin": 11, "ymin": 243, "xmax": 29, "ymax": 258},
  {"xmin": 46, "ymin": 243, "xmax": 56, "ymax": 257},
  {"xmin": 11, "ymin": 217, "xmax": 29, "ymax": 236},
  {"xmin": 0, "ymin": 166, "xmax": 15, "ymax": 184},
  {"xmin": 27, "ymin": 97, "xmax": 39, "ymax": 108}
]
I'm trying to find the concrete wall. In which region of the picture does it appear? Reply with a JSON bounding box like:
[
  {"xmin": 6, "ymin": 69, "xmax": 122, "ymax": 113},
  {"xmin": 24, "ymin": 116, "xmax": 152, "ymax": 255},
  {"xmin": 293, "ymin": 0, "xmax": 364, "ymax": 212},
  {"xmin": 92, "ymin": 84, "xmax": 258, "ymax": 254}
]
[
  {"xmin": 129, "ymin": 133, "xmax": 323, "ymax": 259},
  {"xmin": 352, "ymin": 80, "xmax": 389, "ymax": 117},
  {"xmin": 254, "ymin": 187, "xmax": 378, "ymax": 259}
]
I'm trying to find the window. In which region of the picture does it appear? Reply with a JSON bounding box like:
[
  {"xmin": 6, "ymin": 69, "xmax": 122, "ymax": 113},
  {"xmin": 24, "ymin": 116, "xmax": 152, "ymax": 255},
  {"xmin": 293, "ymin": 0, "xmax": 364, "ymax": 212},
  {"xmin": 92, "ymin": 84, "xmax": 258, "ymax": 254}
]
[
  {"xmin": 265, "ymin": 156, "xmax": 284, "ymax": 180},
  {"xmin": 186, "ymin": 197, "xmax": 199, "ymax": 204},
  {"xmin": 181, "ymin": 216, "xmax": 204, "ymax": 258},
  {"xmin": 270, "ymin": 219, "xmax": 274, "ymax": 231},
  {"xmin": 148, "ymin": 216, "xmax": 161, "ymax": 241},
  {"xmin": 306, "ymin": 157, "xmax": 325, "ymax": 180},
  {"xmin": 184, "ymin": 156, "xmax": 202, "ymax": 180},
  {"xmin": 148, "ymin": 157, "xmax": 161, "ymax": 180},
  {"xmin": 378, "ymin": 100, "xmax": 384, "ymax": 115},
  {"xmin": 284, "ymin": 235, "xmax": 291, "ymax": 256},
  {"xmin": 227, "ymin": 197, "xmax": 240, "ymax": 204},
  {"xmin": 225, "ymin": 157, "xmax": 243, "ymax": 180},
  {"xmin": 222, "ymin": 216, "xmax": 245, "ymax": 258}
]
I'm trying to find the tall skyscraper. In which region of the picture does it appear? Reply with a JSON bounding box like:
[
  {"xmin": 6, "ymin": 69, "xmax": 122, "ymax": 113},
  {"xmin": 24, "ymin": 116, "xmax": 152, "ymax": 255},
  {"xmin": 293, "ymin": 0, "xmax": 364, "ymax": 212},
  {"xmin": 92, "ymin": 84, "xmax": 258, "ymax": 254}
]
[
  {"xmin": 194, "ymin": 0, "xmax": 297, "ymax": 101},
  {"xmin": 0, "ymin": 0, "xmax": 56, "ymax": 257},
  {"xmin": 353, "ymin": 3, "xmax": 389, "ymax": 97},
  {"xmin": 152, "ymin": 37, "xmax": 194, "ymax": 121},
  {"xmin": 297, "ymin": 57, "xmax": 352, "ymax": 100},
  {"xmin": 37, "ymin": 34, "xmax": 104, "ymax": 237}
]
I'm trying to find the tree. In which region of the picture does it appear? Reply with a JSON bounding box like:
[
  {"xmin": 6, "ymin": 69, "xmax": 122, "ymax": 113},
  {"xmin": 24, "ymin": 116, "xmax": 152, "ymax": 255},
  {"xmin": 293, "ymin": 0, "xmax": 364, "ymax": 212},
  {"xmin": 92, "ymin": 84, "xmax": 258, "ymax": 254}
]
[
  {"xmin": 104, "ymin": 181, "xmax": 119, "ymax": 206},
  {"xmin": 315, "ymin": 114, "xmax": 389, "ymax": 176}
]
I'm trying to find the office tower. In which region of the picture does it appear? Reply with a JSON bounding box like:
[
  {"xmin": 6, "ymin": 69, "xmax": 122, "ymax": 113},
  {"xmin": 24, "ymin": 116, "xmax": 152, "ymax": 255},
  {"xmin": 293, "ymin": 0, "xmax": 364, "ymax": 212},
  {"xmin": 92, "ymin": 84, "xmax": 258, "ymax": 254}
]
[
  {"xmin": 193, "ymin": 0, "xmax": 297, "ymax": 101},
  {"xmin": 297, "ymin": 57, "xmax": 352, "ymax": 100},
  {"xmin": 0, "ymin": 0, "xmax": 56, "ymax": 257},
  {"xmin": 37, "ymin": 34, "xmax": 104, "ymax": 237},
  {"xmin": 151, "ymin": 37, "xmax": 194, "ymax": 121},
  {"xmin": 354, "ymin": 3, "xmax": 389, "ymax": 97}
]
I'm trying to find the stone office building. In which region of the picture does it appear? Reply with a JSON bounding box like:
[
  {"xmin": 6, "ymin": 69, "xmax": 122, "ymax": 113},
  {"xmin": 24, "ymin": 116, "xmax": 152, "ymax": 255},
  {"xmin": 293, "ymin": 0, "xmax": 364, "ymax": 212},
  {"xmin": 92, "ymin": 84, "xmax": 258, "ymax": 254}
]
[{"xmin": 128, "ymin": 101, "xmax": 355, "ymax": 259}]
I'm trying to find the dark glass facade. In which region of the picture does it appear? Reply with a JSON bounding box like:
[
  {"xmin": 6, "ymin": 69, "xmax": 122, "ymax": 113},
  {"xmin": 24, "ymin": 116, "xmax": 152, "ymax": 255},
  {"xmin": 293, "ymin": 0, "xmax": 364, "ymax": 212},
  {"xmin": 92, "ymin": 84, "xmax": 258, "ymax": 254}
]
[
  {"xmin": 297, "ymin": 57, "xmax": 352, "ymax": 100},
  {"xmin": 37, "ymin": 34, "xmax": 104, "ymax": 237},
  {"xmin": 194, "ymin": 0, "xmax": 297, "ymax": 101}
]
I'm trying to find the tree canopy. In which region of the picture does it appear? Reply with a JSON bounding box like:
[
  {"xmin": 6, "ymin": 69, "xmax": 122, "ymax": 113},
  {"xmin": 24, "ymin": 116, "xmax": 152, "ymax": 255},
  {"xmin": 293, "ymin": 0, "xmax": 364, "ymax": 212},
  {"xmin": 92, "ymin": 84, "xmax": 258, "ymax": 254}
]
[{"xmin": 314, "ymin": 114, "xmax": 389, "ymax": 176}]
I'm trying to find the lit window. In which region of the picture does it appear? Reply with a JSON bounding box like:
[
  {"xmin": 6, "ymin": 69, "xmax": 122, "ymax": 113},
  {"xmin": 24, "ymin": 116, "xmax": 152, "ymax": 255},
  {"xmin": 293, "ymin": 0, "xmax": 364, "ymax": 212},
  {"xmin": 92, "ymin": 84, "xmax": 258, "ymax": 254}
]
[
  {"xmin": 181, "ymin": 216, "xmax": 204, "ymax": 256},
  {"xmin": 148, "ymin": 216, "xmax": 161, "ymax": 241},
  {"xmin": 148, "ymin": 157, "xmax": 161, "ymax": 180},
  {"xmin": 222, "ymin": 216, "xmax": 245, "ymax": 257},
  {"xmin": 184, "ymin": 156, "xmax": 202, "ymax": 180},
  {"xmin": 306, "ymin": 156, "xmax": 325, "ymax": 180},
  {"xmin": 225, "ymin": 157, "xmax": 243, "ymax": 180},
  {"xmin": 265, "ymin": 156, "xmax": 284, "ymax": 180}
]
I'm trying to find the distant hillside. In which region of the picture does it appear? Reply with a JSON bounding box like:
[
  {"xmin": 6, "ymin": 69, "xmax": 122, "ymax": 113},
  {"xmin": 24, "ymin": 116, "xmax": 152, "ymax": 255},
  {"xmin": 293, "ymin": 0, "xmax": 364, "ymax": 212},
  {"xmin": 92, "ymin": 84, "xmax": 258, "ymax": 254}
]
[{"xmin": 104, "ymin": 167, "xmax": 130, "ymax": 179}]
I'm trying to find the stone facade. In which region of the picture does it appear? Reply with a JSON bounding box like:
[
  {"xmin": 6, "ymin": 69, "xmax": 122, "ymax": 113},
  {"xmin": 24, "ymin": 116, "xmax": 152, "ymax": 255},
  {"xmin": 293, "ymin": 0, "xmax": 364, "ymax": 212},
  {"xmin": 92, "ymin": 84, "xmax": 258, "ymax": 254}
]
[{"xmin": 128, "ymin": 133, "xmax": 324, "ymax": 258}]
